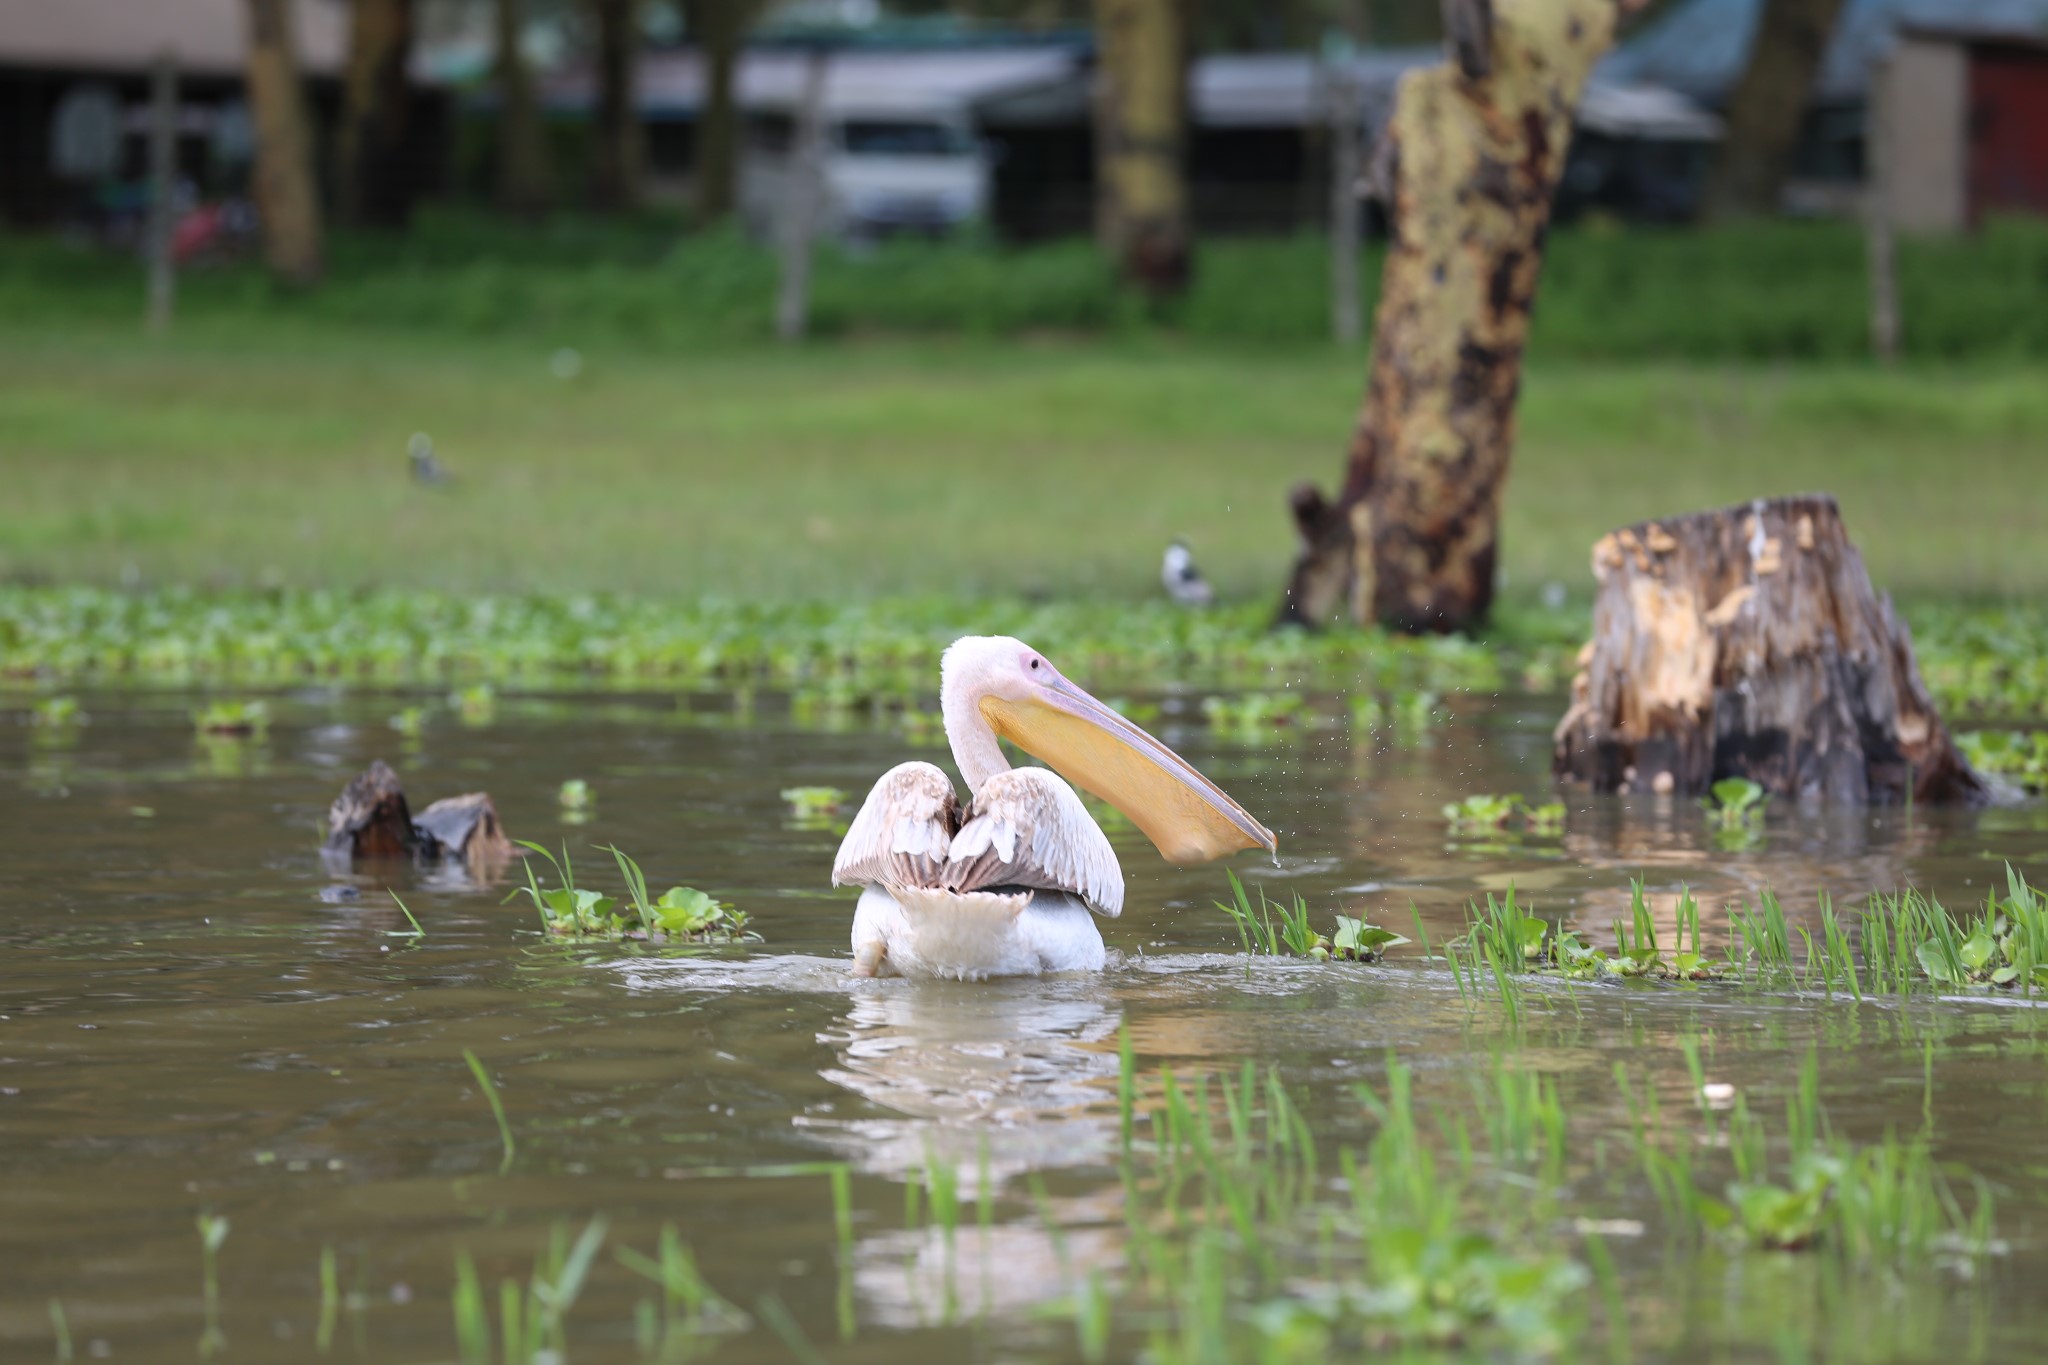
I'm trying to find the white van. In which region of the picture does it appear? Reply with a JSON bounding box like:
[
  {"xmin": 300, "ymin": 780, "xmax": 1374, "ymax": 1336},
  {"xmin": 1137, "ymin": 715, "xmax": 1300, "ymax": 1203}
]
[{"xmin": 739, "ymin": 105, "xmax": 991, "ymax": 243}]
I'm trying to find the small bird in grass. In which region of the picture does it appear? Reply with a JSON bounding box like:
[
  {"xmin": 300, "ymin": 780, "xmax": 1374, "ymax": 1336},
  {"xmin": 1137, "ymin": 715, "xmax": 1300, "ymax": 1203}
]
[
  {"xmin": 1161, "ymin": 539, "xmax": 1215, "ymax": 607},
  {"xmin": 408, "ymin": 432, "xmax": 448, "ymax": 485}
]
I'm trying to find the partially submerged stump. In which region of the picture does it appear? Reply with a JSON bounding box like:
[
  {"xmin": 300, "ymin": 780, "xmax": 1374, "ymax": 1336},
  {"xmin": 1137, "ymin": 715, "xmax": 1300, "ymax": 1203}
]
[
  {"xmin": 1552, "ymin": 495, "xmax": 1984, "ymax": 804},
  {"xmin": 325, "ymin": 759, "xmax": 416, "ymax": 858},
  {"xmin": 324, "ymin": 763, "xmax": 516, "ymax": 867},
  {"xmin": 415, "ymin": 792, "xmax": 515, "ymax": 870}
]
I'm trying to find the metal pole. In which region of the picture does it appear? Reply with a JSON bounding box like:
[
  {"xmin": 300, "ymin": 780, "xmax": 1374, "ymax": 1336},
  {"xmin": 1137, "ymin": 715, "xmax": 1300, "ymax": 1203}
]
[
  {"xmin": 1865, "ymin": 55, "xmax": 1900, "ymax": 364},
  {"xmin": 776, "ymin": 50, "xmax": 828, "ymax": 344},
  {"xmin": 1328, "ymin": 61, "xmax": 1362, "ymax": 346},
  {"xmin": 147, "ymin": 52, "xmax": 178, "ymax": 333}
]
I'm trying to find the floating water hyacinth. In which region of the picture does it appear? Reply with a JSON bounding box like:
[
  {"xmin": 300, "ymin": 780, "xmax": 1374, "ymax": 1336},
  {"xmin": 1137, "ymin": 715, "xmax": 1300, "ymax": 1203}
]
[
  {"xmin": 507, "ymin": 842, "xmax": 755, "ymax": 945},
  {"xmin": 192, "ymin": 699, "xmax": 270, "ymax": 738},
  {"xmin": 558, "ymin": 778, "xmax": 593, "ymax": 823},
  {"xmin": 28, "ymin": 695, "xmax": 83, "ymax": 727}
]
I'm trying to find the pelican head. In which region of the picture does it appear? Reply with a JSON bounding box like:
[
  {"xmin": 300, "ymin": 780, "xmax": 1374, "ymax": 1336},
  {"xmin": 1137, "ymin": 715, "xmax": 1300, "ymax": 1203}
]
[{"xmin": 940, "ymin": 636, "xmax": 1276, "ymax": 866}]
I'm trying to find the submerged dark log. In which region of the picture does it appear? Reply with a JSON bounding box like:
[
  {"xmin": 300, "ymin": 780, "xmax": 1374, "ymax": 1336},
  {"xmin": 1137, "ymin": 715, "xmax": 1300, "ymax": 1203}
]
[
  {"xmin": 415, "ymin": 792, "xmax": 514, "ymax": 869},
  {"xmin": 1552, "ymin": 494, "xmax": 1984, "ymax": 805},
  {"xmin": 325, "ymin": 759, "xmax": 417, "ymax": 857}
]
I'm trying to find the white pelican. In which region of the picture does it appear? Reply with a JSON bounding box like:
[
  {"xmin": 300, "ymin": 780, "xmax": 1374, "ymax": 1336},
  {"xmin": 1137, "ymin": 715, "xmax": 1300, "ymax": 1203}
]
[{"xmin": 832, "ymin": 636, "xmax": 1276, "ymax": 979}]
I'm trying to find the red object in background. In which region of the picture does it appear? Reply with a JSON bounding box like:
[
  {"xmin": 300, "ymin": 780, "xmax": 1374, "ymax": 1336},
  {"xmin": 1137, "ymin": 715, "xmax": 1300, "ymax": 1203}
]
[
  {"xmin": 1967, "ymin": 45, "xmax": 2048, "ymax": 226},
  {"xmin": 171, "ymin": 204, "xmax": 224, "ymax": 264}
]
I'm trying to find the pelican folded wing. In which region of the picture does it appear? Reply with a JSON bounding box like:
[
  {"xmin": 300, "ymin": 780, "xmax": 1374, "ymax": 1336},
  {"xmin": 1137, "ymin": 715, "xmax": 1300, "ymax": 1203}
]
[
  {"xmin": 832, "ymin": 761, "xmax": 960, "ymax": 891},
  {"xmin": 941, "ymin": 768, "xmax": 1124, "ymax": 917}
]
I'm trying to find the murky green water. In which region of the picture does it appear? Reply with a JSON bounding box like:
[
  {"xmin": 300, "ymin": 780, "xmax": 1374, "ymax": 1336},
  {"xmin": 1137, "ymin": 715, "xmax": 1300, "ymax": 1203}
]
[{"xmin": 6, "ymin": 689, "xmax": 2047, "ymax": 1362}]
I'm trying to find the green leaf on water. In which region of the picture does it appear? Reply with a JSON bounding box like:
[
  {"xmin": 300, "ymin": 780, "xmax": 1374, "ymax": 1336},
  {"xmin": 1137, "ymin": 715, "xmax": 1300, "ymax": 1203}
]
[
  {"xmin": 1709, "ymin": 778, "xmax": 1765, "ymax": 813},
  {"xmin": 1917, "ymin": 942, "xmax": 1961, "ymax": 984},
  {"xmin": 652, "ymin": 887, "xmax": 728, "ymax": 935},
  {"xmin": 1959, "ymin": 928, "xmax": 1997, "ymax": 974},
  {"xmin": 1330, "ymin": 915, "xmax": 1409, "ymax": 961}
]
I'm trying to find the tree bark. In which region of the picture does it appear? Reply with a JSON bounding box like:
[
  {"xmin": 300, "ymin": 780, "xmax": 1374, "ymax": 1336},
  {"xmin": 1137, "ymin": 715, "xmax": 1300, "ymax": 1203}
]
[
  {"xmin": 244, "ymin": 0, "xmax": 325, "ymax": 286},
  {"xmin": 590, "ymin": 0, "xmax": 642, "ymax": 212},
  {"xmin": 1704, "ymin": 0, "xmax": 1844, "ymax": 219},
  {"xmin": 338, "ymin": 0, "xmax": 416, "ymax": 228},
  {"xmin": 1552, "ymin": 495, "xmax": 1983, "ymax": 805},
  {"xmin": 495, "ymin": 0, "xmax": 552, "ymax": 214},
  {"xmin": 686, "ymin": 0, "xmax": 752, "ymax": 223},
  {"xmin": 1091, "ymin": 0, "xmax": 1191, "ymax": 298},
  {"xmin": 1279, "ymin": 0, "xmax": 1639, "ymax": 633}
]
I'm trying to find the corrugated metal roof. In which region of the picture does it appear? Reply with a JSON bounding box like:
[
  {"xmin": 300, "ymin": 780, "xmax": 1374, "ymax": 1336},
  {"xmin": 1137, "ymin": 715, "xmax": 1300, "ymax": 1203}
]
[
  {"xmin": 542, "ymin": 42, "xmax": 1717, "ymax": 139},
  {"xmin": 1601, "ymin": 0, "xmax": 2048, "ymax": 104},
  {"xmin": 0, "ymin": 0, "xmax": 348, "ymax": 78}
]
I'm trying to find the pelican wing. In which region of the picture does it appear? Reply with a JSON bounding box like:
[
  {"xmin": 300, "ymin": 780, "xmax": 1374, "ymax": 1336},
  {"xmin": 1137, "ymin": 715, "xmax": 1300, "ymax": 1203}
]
[
  {"xmin": 833, "ymin": 761, "xmax": 961, "ymax": 891},
  {"xmin": 943, "ymin": 768, "xmax": 1124, "ymax": 918}
]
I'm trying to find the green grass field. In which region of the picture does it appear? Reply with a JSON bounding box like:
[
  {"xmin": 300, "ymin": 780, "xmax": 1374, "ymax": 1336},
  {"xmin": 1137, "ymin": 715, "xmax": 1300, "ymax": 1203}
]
[{"xmin": 2, "ymin": 320, "xmax": 2043, "ymax": 605}]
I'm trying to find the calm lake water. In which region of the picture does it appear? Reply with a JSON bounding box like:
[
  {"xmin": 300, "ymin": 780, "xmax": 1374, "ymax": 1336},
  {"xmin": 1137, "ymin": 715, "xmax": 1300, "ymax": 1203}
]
[{"xmin": 5, "ymin": 687, "xmax": 2046, "ymax": 1362}]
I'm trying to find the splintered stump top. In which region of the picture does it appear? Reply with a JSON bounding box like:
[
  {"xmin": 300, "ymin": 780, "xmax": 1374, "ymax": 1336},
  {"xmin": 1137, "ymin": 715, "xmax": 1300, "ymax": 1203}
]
[{"xmin": 1552, "ymin": 494, "xmax": 1983, "ymax": 804}]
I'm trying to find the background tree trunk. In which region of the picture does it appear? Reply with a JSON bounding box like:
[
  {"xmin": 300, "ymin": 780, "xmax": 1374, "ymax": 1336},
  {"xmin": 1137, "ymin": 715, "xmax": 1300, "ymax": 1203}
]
[
  {"xmin": 338, "ymin": 0, "xmax": 416, "ymax": 228},
  {"xmin": 1704, "ymin": 0, "xmax": 1845, "ymax": 218},
  {"xmin": 1552, "ymin": 495, "xmax": 1983, "ymax": 805},
  {"xmin": 686, "ymin": 0, "xmax": 752, "ymax": 224},
  {"xmin": 1091, "ymin": 0, "xmax": 1190, "ymax": 297},
  {"xmin": 244, "ymin": 0, "xmax": 325, "ymax": 286},
  {"xmin": 1278, "ymin": 0, "xmax": 1639, "ymax": 633},
  {"xmin": 495, "ymin": 0, "xmax": 551, "ymax": 214},
  {"xmin": 590, "ymin": 0, "xmax": 642, "ymax": 211}
]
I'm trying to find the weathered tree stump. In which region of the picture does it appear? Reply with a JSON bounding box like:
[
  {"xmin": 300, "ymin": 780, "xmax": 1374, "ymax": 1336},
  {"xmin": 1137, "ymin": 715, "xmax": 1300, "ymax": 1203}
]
[
  {"xmin": 1552, "ymin": 495, "xmax": 1984, "ymax": 805},
  {"xmin": 325, "ymin": 759, "xmax": 417, "ymax": 858},
  {"xmin": 323, "ymin": 763, "xmax": 519, "ymax": 867},
  {"xmin": 415, "ymin": 793, "xmax": 515, "ymax": 870}
]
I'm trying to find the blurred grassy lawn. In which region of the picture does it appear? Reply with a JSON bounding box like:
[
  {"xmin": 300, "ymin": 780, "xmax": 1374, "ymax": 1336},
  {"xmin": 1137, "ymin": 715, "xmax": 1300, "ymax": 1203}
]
[{"xmin": 2, "ymin": 320, "xmax": 2043, "ymax": 604}]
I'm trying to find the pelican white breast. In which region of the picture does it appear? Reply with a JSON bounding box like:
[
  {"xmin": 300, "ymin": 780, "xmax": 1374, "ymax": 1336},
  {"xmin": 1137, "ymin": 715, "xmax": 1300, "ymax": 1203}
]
[{"xmin": 831, "ymin": 635, "xmax": 1276, "ymax": 979}]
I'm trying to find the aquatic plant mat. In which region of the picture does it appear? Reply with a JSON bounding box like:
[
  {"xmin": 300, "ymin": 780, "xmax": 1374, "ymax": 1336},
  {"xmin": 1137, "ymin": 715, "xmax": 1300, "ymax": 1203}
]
[
  {"xmin": 3, "ymin": 587, "xmax": 2045, "ymax": 725},
  {"xmin": 8, "ymin": 683, "xmax": 2048, "ymax": 1362}
]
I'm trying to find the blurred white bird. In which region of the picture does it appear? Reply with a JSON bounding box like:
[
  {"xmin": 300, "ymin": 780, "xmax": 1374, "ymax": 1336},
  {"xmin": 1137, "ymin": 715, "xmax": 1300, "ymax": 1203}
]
[
  {"xmin": 1161, "ymin": 540, "xmax": 1214, "ymax": 607},
  {"xmin": 408, "ymin": 432, "xmax": 448, "ymax": 485}
]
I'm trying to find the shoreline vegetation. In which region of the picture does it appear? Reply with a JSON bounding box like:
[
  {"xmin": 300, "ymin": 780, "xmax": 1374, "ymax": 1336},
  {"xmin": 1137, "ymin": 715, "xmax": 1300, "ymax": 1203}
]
[
  {"xmin": 6, "ymin": 214, "xmax": 2048, "ymax": 358},
  {"xmin": 1, "ymin": 586, "xmax": 2042, "ymax": 720}
]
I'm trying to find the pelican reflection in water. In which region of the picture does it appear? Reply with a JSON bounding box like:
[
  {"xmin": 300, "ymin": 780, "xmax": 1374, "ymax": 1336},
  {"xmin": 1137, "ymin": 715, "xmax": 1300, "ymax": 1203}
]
[{"xmin": 833, "ymin": 636, "xmax": 1276, "ymax": 979}]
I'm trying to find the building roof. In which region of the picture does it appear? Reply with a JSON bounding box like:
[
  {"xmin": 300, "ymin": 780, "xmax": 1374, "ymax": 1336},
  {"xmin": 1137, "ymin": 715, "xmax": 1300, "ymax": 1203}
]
[
  {"xmin": 554, "ymin": 47, "xmax": 1077, "ymax": 119},
  {"xmin": 1601, "ymin": 0, "xmax": 2048, "ymax": 105},
  {"xmin": 0, "ymin": 0, "xmax": 348, "ymax": 79}
]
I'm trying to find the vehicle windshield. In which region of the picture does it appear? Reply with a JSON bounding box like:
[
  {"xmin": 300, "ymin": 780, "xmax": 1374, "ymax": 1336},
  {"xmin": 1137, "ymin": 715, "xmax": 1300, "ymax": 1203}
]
[{"xmin": 839, "ymin": 120, "xmax": 974, "ymax": 157}]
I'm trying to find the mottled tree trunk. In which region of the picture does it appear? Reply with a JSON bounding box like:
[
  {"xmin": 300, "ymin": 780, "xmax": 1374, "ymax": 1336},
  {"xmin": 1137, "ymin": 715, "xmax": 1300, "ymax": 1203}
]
[
  {"xmin": 686, "ymin": 0, "xmax": 752, "ymax": 223},
  {"xmin": 590, "ymin": 0, "xmax": 642, "ymax": 211},
  {"xmin": 1091, "ymin": 0, "xmax": 1190, "ymax": 297},
  {"xmin": 495, "ymin": 0, "xmax": 551, "ymax": 214},
  {"xmin": 1279, "ymin": 0, "xmax": 1637, "ymax": 633},
  {"xmin": 338, "ymin": 0, "xmax": 416, "ymax": 228},
  {"xmin": 1553, "ymin": 495, "xmax": 1983, "ymax": 805},
  {"xmin": 1706, "ymin": 0, "xmax": 1844, "ymax": 218},
  {"xmin": 244, "ymin": 0, "xmax": 325, "ymax": 286}
]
